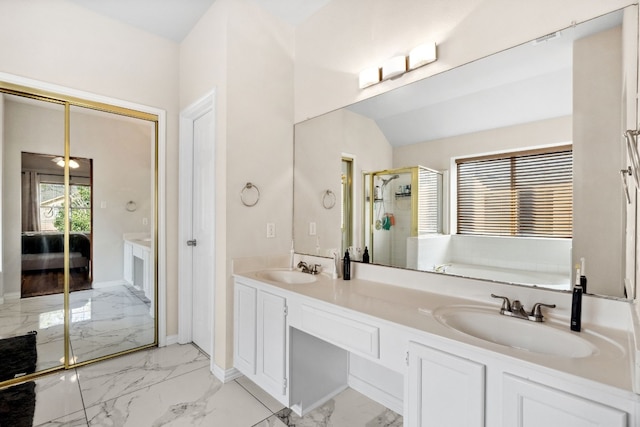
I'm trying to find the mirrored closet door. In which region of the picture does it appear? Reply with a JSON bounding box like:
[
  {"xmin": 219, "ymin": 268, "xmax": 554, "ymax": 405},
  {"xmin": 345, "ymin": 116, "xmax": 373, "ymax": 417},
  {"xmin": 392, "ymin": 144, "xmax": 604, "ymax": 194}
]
[{"xmin": 0, "ymin": 85, "xmax": 158, "ymax": 382}]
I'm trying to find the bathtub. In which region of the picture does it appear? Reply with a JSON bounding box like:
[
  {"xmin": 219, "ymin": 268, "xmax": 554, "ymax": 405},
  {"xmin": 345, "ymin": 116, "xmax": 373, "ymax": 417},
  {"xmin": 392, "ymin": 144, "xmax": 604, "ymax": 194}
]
[{"xmin": 434, "ymin": 263, "xmax": 571, "ymax": 290}]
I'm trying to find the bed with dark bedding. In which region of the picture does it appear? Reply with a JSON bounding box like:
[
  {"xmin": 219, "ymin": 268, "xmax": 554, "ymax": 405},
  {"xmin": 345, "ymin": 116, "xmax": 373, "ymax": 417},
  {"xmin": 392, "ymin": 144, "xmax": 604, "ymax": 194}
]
[{"xmin": 21, "ymin": 232, "xmax": 90, "ymax": 272}]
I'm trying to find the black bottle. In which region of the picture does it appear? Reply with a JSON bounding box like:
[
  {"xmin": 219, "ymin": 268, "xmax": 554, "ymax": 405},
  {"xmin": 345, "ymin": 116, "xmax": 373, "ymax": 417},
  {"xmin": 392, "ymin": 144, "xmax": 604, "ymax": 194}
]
[
  {"xmin": 570, "ymin": 284, "xmax": 582, "ymax": 332},
  {"xmin": 343, "ymin": 251, "xmax": 351, "ymax": 280},
  {"xmin": 362, "ymin": 247, "xmax": 370, "ymax": 263}
]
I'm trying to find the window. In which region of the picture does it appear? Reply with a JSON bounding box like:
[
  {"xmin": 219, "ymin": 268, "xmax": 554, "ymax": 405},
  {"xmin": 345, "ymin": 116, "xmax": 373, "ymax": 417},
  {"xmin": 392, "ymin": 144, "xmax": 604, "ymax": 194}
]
[
  {"xmin": 39, "ymin": 183, "xmax": 91, "ymax": 232},
  {"xmin": 456, "ymin": 147, "xmax": 572, "ymax": 238}
]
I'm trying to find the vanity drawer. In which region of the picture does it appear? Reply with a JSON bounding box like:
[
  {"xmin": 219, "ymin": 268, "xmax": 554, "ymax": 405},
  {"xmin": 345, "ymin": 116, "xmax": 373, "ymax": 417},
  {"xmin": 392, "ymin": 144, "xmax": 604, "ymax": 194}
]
[{"xmin": 300, "ymin": 304, "xmax": 380, "ymax": 359}]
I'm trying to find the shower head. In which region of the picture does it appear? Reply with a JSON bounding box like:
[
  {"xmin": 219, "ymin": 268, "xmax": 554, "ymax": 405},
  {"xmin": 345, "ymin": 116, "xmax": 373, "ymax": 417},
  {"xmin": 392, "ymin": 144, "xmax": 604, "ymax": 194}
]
[{"xmin": 380, "ymin": 174, "xmax": 400, "ymax": 187}]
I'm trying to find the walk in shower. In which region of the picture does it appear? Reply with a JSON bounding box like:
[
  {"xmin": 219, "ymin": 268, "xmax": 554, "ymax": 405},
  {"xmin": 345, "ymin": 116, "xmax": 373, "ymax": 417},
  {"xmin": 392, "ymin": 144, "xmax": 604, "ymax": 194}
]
[{"xmin": 363, "ymin": 166, "xmax": 443, "ymax": 268}]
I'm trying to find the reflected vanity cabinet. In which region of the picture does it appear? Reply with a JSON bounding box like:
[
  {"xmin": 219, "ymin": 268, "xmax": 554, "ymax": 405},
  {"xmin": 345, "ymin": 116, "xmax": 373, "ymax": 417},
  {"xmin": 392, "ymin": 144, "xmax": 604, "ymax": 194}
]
[
  {"xmin": 123, "ymin": 238, "xmax": 153, "ymax": 315},
  {"xmin": 233, "ymin": 278, "xmax": 288, "ymax": 405}
]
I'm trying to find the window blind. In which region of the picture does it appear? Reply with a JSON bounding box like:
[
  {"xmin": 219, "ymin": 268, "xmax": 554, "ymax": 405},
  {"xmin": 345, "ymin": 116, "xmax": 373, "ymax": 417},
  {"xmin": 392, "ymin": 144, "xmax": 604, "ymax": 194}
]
[
  {"xmin": 418, "ymin": 168, "xmax": 442, "ymax": 234},
  {"xmin": 457, "ymin": 147, "xmax": 572, "ymax": 238}
]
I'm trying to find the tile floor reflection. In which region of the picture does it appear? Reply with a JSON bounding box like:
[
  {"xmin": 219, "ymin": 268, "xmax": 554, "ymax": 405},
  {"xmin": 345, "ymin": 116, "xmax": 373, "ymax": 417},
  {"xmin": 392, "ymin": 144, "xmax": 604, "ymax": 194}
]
[
  {"xmin": 0, "ymin": 344, "xmax": 403, "ymax": 426},
  {"xmin": 0, "ymin": 284, "xmax": 154, "ymax": 371}
]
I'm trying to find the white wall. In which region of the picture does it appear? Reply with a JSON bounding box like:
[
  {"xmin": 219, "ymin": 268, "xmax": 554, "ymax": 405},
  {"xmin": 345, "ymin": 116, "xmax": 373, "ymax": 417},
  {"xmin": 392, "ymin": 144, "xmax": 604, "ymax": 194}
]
[
  {"xmin": 180, "ymin": 0, "xmax": 294, "ymax": 369},
  {"xmin": 393, "ymin": 117, "xmax": 572, "ymax": 171},
  {"xmin": 294, "ymin": 0, "xmax": 633, "ymax": 123},
  {"xmin": 0, "ymin": 0, "xmax": 179, "ymax": 327},
  {"xmin": 294, "ymin": 108, "xmax": 392, "ymax": 257},
  {"xmin": 573, "ymin": 26, "xmax": 624, "ymax": 297}
]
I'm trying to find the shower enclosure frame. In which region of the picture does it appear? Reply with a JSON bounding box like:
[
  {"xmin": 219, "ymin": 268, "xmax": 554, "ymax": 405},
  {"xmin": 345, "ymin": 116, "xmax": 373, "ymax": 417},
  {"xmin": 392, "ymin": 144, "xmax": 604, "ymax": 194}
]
[{"xmin": 363, "ymin": 166, "xmax": 443, "ymax": 267}]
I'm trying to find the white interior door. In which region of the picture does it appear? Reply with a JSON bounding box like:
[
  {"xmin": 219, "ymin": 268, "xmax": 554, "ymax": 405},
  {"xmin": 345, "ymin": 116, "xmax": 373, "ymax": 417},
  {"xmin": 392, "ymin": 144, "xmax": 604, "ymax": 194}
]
[
  {"xmin": 178, "ymin": 91, "xmax": 216, "ymax": 360},
  {"xmin": 191, "ymin": 108, "xmax": 215, "ymax": 355}
]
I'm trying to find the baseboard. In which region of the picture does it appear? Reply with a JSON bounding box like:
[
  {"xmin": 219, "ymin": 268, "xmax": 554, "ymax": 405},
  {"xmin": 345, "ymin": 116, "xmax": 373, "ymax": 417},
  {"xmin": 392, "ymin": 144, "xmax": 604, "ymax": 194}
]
[
  {"xmin": 348, "ymin": 374, "xmax": 404, "ymax": 415},
  {"xmin": 4, "ymin": 292, "xmax": 20, "ymax": 301},
  {"xmin": 164, "ymin": 335, "xmax": 179, "ymax": 346},
  {"xmin": 212, "ymin": 364, "xmax": 242, "ymax": 383},
  {"xmin": 93, "ymin": 280, "xmax": 128, "ymax": 289},
  {"xmin": 291, "ymin": 383, "xmax": 349, "ymax": 417}
]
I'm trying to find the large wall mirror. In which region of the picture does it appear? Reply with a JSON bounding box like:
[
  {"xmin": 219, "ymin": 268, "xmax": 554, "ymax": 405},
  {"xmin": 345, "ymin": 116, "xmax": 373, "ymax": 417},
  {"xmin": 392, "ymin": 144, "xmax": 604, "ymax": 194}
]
[
  {"xmin": 294, "ymin": 6, "xmax": 638, "ymax": 300},
  {"xmin": 0, "ymin": 86, "xmax": 157, "ymax": 381}
]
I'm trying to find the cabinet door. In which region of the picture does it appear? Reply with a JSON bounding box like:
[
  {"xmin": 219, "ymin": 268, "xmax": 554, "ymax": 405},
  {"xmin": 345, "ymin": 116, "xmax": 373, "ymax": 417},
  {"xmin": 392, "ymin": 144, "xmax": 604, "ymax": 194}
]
[
  {"xmin": 257, "ymin": 290, "xmax": 287, "ymax": 399},
  {"xmin": 123, "ymin": 242, "xmax": 133, "ymax": 284},
  {"xmin": 502, "ymin": 374, "xmax": 627, "ymax": 427},
  {"xmin": 234, "ymin": 282, "xmax": 257, "ymax": 375},
  {"xmin": 407, "ymin": 341, "xmax": 485, "ymax": 427}
]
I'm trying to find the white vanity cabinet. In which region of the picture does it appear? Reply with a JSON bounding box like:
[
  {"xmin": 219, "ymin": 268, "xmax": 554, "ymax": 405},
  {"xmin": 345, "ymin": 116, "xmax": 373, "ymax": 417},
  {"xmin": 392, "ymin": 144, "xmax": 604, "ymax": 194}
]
[
  {"xmin": 406, "ymin": 341, "xmax": 485, "ymax": 427},
  {"xmin": 233, "ymin": 281, "xmax": 257, "ymax": 375},
  {"xmin": 405, "ymin": 340, "xmax": 635, "ymax": 427},
  {"xmin": 502, "ymin": 374, "xmax": 627, "ymax": 427},
  {"xmin": 234, "ymin": 272, "xmax": 639, "ymax": 427},
  {"xmin": 233, "ymin": 278, "xmax": 288, "ymax": 405}
]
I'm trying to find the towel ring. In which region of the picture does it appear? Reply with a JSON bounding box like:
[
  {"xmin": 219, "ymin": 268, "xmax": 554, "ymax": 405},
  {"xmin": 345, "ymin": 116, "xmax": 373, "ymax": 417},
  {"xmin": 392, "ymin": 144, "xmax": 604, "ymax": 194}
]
[
  {"xmin": 240, "ymin": 182, "xmax": 260, "ymax": 207},
  {"xmin": 322, "ymin": 190, "xmax": 336, "ymax": 209},
  {"xmin": 126, "ymin": 201, "xmax": 137, "ymax": 212}
]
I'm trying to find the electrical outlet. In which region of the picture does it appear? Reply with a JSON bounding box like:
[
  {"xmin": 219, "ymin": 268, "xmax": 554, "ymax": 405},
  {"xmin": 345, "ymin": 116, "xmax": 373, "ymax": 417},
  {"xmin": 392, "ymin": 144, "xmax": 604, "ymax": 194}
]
[
  {"xmin": 267, "ymin": 222, "xmax": 276, "ymax": 238},
  {"xmin": 309, "ymin": 222, "xmax": 317, "ymax": 236},
  {"xmin": 142, "ymin": 218, "xmax": 148, "ymax": 226}
]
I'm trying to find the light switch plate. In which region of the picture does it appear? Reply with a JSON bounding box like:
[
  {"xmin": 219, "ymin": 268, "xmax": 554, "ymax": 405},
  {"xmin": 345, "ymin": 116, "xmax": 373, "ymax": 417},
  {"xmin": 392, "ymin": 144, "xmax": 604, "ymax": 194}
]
[{"xmin": 267, "ymin": 222, "xmax": 276, "ymax": 238}]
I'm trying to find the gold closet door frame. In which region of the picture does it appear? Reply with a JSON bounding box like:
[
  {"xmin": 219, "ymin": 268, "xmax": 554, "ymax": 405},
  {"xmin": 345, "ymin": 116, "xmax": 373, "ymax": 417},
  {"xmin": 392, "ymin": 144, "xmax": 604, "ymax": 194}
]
[{"xmin": 0, "ymin": 81, "xmax": 159, "ymax": 381}]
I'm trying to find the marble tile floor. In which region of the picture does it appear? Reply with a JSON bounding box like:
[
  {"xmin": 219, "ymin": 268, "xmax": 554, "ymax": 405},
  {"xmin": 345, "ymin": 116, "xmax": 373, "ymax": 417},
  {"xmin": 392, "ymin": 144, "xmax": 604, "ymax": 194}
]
[
  {"xmin": 0, "ymin": 284, "xmax": 154, "ymax": 372},
  {"xmin": 1, "ymin": 343, "xmax": 403, "ymax": 426}
]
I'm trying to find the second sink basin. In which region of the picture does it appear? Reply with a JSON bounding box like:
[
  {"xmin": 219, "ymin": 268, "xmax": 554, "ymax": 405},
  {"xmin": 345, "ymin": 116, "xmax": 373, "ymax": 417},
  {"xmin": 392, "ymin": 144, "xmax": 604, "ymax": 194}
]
[
  {"xmin": 256, "ymin": 269, "xmax": 318, "ymax": 285},
  {"xmin": 434, "ymin": 306, "xmax": 596, "ymax": 358}
]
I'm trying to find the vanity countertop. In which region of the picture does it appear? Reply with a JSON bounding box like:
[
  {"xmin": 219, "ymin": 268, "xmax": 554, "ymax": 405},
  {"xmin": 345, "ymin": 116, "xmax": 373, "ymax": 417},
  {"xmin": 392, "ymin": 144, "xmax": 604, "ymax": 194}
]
[
  {"xmin": 123, "ymin": 233, "xmax": 151, "ymax": 249},
  {"xmin": 235, "ymin": 269, "xmax": 635, "ymax": 396}
]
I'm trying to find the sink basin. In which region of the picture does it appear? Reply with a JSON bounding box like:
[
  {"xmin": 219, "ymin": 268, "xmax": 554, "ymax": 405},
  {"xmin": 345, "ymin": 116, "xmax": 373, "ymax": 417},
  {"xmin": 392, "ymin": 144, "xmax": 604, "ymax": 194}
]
[
  {"xmin": 434, "ymin": 306, "xmax": 596, "ymax": 358},
  {"xmin": 256, "ymin": 270, "xmax": 317, "ymax": 285}
]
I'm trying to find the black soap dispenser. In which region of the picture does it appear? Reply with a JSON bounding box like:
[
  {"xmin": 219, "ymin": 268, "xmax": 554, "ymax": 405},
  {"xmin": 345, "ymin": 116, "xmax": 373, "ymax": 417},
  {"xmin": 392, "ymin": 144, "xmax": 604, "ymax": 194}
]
[
  {"xmin": 343, "ymin": 250, "xmax": 351, "ymax": 280},
  {"xmin": 362, "ymin": 247, "xmax": 370, "ymax": 263},
  {"xmin": 570, "ymin": 265, "xmax": 582, "ymax": 332}
]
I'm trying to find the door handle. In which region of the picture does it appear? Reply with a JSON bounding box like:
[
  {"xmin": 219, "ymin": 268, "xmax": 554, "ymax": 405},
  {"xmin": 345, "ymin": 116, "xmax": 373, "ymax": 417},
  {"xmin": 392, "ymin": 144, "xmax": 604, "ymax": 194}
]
[{"xmin": 187, "ymin": 239, "xmax": 197, "ymax": 247}]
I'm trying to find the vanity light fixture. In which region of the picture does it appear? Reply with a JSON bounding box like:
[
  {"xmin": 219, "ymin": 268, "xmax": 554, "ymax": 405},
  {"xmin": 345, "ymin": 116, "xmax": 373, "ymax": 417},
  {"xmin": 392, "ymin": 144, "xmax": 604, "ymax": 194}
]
[
  {"xmin": 381, "ymin": 55, "xmax": 407, "ymax": 80},
  {"xmin": 52, "ymin": 156, "xmax": 79, "ymax": 169},
  {"xmin": 358, "ymin": 41, "xmax": 437, "ymax": 89},
  {"xmin": 408, "ymin": 42, "xmax": 437, "ymax": 70},
  {"xmin": 358, "ymin": 66, "xmax": 381, "ymax": 89}
]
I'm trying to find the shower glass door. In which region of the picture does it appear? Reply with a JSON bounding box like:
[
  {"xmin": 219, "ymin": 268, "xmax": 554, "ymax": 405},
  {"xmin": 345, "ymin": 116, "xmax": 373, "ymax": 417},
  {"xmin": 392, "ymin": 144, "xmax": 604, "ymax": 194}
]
[{"xmin": 364, "ymin": 166, "xmax": 443, "ymax": 269}]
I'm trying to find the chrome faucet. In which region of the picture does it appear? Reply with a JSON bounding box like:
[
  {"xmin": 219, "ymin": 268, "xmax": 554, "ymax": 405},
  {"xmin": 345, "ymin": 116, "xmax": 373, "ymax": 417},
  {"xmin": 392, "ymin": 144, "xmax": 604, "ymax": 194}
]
[
  {"xmin": 297, "ymin": 261, "xmax": 321, "ymax": 275},
  {"xmin": 491, "ymin": 294, "xmax": 556, "ymax": 322}
]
